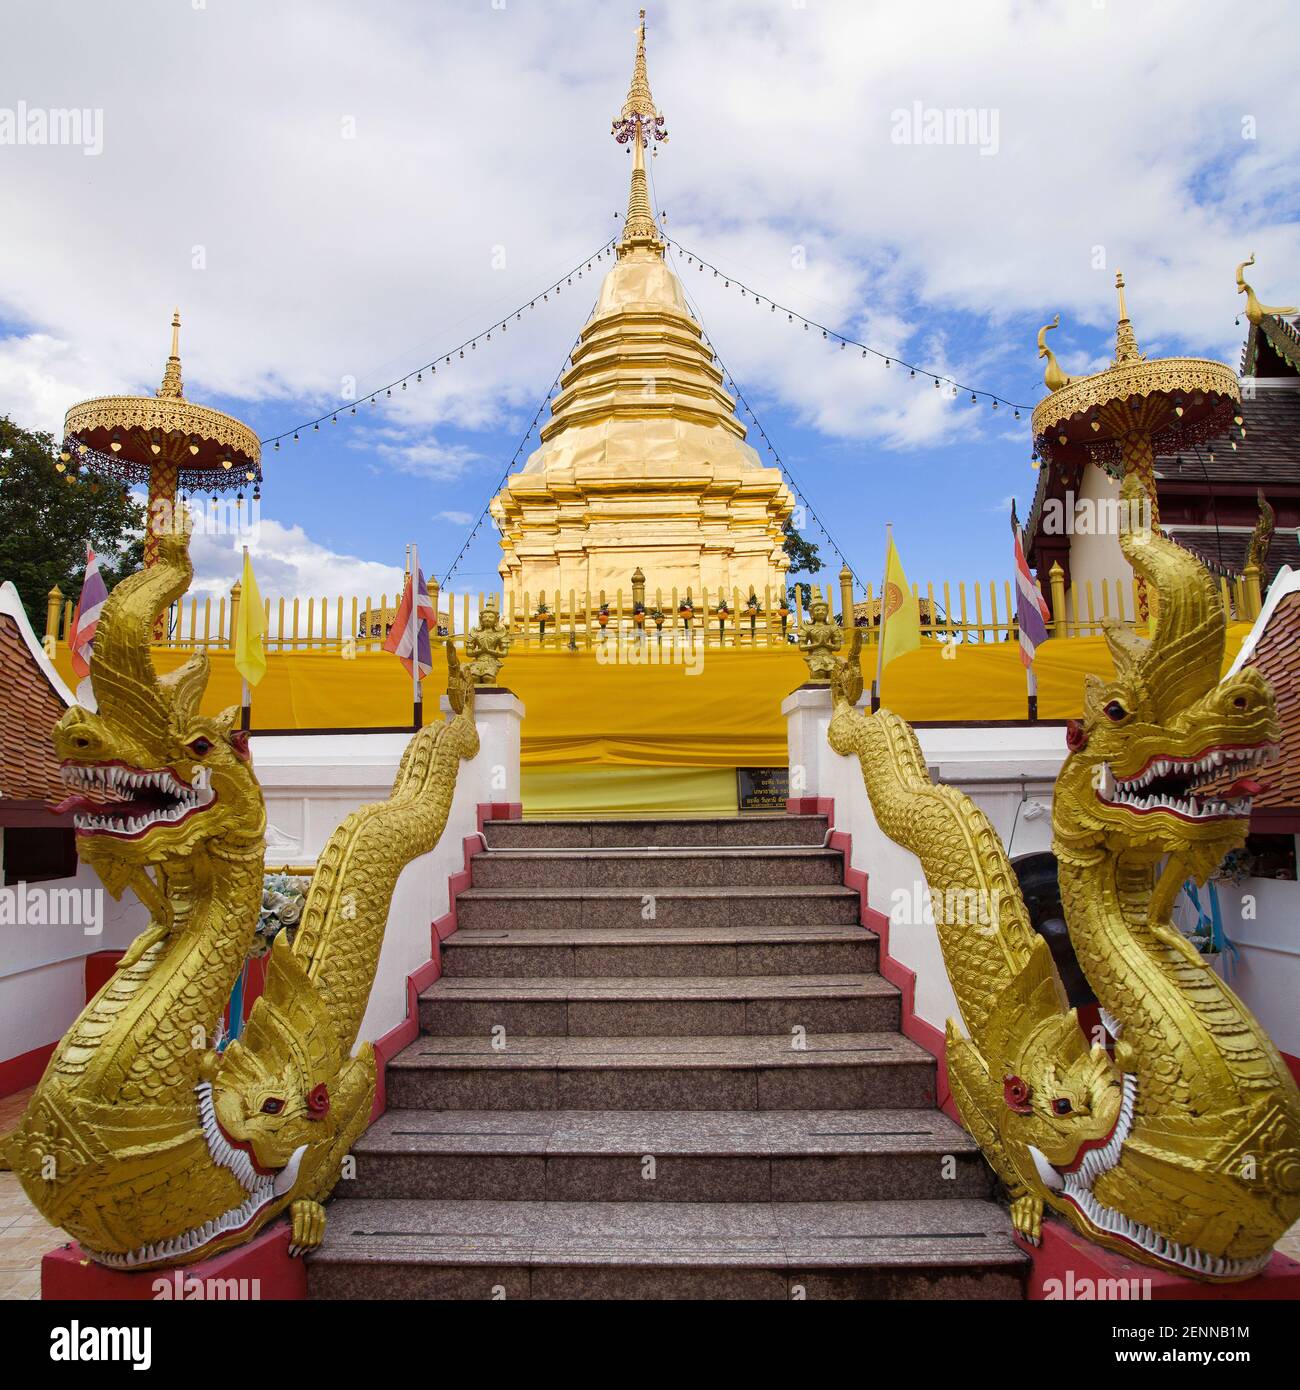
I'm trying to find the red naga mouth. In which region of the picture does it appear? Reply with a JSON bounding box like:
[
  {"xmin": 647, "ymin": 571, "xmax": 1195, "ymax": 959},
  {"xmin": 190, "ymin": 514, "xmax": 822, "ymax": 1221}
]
[
  {"xmin": 1094, "ymin": 742, "xmax": 1277, "ymax": 823},
  {"xmin": 54, "ymin": 761, "xmax": 215, "ymax": 839}
]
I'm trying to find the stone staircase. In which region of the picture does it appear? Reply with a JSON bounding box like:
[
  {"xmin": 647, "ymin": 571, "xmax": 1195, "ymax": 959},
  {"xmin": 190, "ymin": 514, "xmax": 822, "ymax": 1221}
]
[{"xmin": 307, "ymin": 813, "xmax": 1027, "ymax": 1299}]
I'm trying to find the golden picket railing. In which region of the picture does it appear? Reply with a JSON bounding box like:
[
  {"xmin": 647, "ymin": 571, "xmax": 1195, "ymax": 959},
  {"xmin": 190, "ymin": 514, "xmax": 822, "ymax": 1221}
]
[{"xmin": 43, "ymin": 562, "xmax": 1263, "ymax": 654}]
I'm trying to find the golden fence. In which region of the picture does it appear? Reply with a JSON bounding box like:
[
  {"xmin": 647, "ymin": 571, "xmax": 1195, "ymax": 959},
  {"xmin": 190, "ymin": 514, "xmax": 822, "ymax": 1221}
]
[{"xmin": 43, "ymin": 561, "xmax": 1263, "ymax": 654}]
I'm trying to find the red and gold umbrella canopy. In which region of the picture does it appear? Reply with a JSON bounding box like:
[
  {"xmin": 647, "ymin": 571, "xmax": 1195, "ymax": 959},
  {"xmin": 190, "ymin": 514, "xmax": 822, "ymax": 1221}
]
[
  {"xmin": 61, "ymin": 311, "xmax": 262, "ymax": 568},
  {"xmin": 1031, "ymin": 273, "xmax": 1240, "ymax": 616}
]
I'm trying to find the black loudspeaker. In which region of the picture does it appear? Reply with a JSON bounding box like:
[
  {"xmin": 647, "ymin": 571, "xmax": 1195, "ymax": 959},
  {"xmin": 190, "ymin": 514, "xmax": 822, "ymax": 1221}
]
[{"xmin": 1010, "ymin": 851, "xmax": 1096, "ymax": 1009}]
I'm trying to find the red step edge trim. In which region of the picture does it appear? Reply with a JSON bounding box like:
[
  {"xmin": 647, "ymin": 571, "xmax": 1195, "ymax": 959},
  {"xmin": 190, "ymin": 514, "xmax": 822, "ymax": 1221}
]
[
  {"xmin": 370, "ymin": 801, "xmax": 521, "ymax": 1123},
  {"xmin": 787, "ymin": 794, "xmax": 955, "ymax": 1121}
]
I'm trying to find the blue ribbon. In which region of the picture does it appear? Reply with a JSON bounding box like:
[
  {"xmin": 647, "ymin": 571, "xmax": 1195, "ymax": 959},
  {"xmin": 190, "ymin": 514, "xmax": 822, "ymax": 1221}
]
[{"xmin": 1182, "ymin": 879, "xmax": 1240, "ymax": 978}]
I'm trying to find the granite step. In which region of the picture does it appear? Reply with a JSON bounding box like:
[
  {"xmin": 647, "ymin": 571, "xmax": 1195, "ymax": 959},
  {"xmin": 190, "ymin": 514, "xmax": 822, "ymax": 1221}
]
[
  {"xmin": 419, "ymin": 973, "xmax": 899, "ymax": 1036},
  {"xmin": 482, "ymin": 814, "xmax": 829, "ymax": 850},
  {"xmin": 470, "ymin": 845, "xmax": 845, "ymax": 889},
  {"xmin": 454, "ymin": 884, "xmax": 861, "ymax": 931},
  {"xmin": 439, "ymin": 924, "xmax": 879, "ymax": 979},
  {"xmin": 306, "ymin": 1197, "xmax": 1027, "ymax": 1299},
  {"xmin": 350, "ymin": 1108, "xmax": 992, "ymax": 1203},
  {"xmin": 384, "ymin": 1032, "xmax": 935, "ymax": 1112}
]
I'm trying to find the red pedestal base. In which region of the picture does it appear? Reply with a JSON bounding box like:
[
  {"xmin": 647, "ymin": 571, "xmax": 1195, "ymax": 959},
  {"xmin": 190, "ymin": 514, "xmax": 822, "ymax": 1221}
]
[
  {"xmin": 1025, "ymin": 1215, "xmax": 1300, "ymax": 1300},
  {"xmin": 41, "ymin": 1218, "xmax": 305, "ymax": 1301}
]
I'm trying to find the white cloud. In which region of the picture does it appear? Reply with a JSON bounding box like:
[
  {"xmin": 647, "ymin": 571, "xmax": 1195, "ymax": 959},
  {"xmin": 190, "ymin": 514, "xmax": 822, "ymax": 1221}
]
[
  {"xmin": 3, "ymin": 0, "xmax": 1297, "ymax": 594},
  {"xmin": 185, "ymin": 514, "xmax": 404, "ymax": 633},
  {"xmin": 3, "ymin": 0, "xmax": 1294, "ymax": 444},
  {"xmin": 435, "ymin": 509, "xmax": 473, "ymax": 526}
]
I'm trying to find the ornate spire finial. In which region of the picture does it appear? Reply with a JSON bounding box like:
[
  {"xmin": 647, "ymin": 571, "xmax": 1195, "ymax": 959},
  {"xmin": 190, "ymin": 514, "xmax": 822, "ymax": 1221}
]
[
  {"xmin": 1247, "ymin": 488, "xmax": 1275, "ymax": 579},
  {"xmin": 1112, "ymin": 271, "xmax": 1145, "ymax": 367},
  {"xmin": 1037, "ymin": 314, "xmax": 1072, "ymax": 392},
  {"xmin": 157, "ymin": 307, "xmax": 184, "ymax": 400},
  {"xmin": 1236, "ymin": 253, "xmax": 1298, "ymax": 326},
  {"xmin": 612, "ymin": 9, "xmax": 667, "ymax": 254}
]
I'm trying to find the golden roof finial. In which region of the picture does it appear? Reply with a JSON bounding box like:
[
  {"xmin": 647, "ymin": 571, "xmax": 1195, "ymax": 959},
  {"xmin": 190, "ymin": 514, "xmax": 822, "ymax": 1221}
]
[
  {"xmin": 1236, "ymin": 253, "xmax": 1298, "ymax": 326},
  {"xmin": 1112, "ymin": 271, "xmax": 1145, "ymax": 367},
  {"xmin": 1037, "ymin": 314, "xmax": 1073, "ymax": 392},
  {"xmin": 612, "ymin": 9, "xmax": 667, "ymax": 254},
  {"xmin": 157, "ymin": 307, "xmax": 184, "ymax": 400}
]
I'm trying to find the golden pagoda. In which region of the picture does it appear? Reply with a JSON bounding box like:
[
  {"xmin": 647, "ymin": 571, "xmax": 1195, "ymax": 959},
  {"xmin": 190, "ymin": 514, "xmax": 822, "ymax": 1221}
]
[{"xmin": 491, "ymin": 12, "xmax": 794, "ymax": 611}]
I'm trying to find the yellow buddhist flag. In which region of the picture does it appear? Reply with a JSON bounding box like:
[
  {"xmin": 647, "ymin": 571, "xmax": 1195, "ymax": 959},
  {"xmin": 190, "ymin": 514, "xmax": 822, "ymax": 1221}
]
[
  {"xmin": 879, "ymin": 532, "xmax": 921, "ymax": 673},
  {"xmin": 233, "ymin": 548, "xmax": 267, "ymax": 688}
]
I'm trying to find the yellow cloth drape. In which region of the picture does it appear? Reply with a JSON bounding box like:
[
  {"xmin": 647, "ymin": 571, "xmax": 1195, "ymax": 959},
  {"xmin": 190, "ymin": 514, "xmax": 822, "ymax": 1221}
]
[
  {"xmin": 522, "ymin": 766, "xmax": 739, "ymax": 817},
  {"xmin": 52, "ymin": 625, "xmax": 1251, "ymax": 768}
]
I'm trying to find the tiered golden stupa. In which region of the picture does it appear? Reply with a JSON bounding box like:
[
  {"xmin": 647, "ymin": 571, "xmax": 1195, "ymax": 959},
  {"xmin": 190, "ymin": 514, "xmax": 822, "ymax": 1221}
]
[{"xmin": 491, "ymin": 12, "xmax": 794, "ymax": 611}]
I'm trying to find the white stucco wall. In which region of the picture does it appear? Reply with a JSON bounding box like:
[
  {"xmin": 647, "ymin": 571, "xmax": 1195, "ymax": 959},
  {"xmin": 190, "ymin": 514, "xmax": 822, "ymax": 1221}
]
[
  {"xmin": 1212, "ymin": 871, "xmax": 1300, "ymax": 1060},
  {"xmin": 0, "ymin": 849, "xmax": 148, "ymax": 1064}
]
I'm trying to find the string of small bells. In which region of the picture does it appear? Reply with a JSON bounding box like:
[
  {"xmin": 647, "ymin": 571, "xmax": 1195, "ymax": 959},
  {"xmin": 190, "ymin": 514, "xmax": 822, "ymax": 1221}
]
[
  {"xmin": 441, "ymin": 321, "xmax": 592, "ymax": 588},
  {"xmin": 663, "ymin": 237, "xmax": 1035, "ymax": 417},
  {"xmin": 263, "ymin": 240, "xmax": 618, "ymax": 455}
]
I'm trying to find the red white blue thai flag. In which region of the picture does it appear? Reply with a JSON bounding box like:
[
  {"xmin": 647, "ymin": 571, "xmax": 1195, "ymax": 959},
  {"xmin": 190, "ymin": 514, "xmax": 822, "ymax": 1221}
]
[
  {"xmin": 69, "ymin": 545, "xmax": 108, "ymax": 680},
  {"xmin": 383, "ymin": 568, "xmax": 436, "ymax": 679},
  {"xmin": 1012, "ymin": 505, "xmax": 1050, "ymax": 669}
]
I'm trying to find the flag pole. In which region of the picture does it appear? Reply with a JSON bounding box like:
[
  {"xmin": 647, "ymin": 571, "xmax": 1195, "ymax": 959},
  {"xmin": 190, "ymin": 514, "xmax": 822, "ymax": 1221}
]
[
  {"xmin": 240, "ymin": 545, "xmax": 251, "ymax": 732},
  {"xmin": 409, "ymin": 542, "xmax": 422, "ymax": 730},
  {"xmin": 1011, "ymin": 503, "xmax": 1038, "ymax": 723},
  {"xmin": 871, "ymin": 524, "xmax": 891, "ymax": 713}
]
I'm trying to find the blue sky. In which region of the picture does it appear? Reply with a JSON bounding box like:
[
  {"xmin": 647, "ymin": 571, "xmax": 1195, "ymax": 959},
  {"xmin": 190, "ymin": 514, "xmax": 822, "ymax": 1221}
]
[{"xmin": 2, "ymin": 0, "xmax": 1297, "ymax": 608}]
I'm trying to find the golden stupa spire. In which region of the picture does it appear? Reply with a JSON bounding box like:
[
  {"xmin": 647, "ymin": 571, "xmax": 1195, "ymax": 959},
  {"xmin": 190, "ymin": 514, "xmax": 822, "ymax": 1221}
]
[
  {"xmin": 612, "ymin": 9, "xmax": 668, "ymax": 254},
  {"xmin": 1112, "ymin": 271, "xmax": 1145, "ymax": 366},
  {"xmin": 156, "ymin": 307, "xmax": 185, "ymax": 400}
]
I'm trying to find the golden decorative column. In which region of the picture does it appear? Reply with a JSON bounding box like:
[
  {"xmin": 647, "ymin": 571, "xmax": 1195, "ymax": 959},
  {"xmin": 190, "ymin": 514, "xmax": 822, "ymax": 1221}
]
[
  {"xmin": 838, "ymin": 564, "xmax": 854, "ymax": 627},
  {"xmin": 45, "ymin": 585, "xmax": 63, "ymax": 645},
  {"xmin": 1048, "ymin": 561, "xmax": 1067, "ymax": 637}
]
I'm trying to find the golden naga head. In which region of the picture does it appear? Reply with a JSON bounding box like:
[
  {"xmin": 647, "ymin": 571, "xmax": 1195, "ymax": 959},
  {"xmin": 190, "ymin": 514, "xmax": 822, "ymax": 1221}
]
[
  {"xmin": 831, "ymin": 629, "xmax": 865, "ymax": 708},
  {"xmin": 987, "ymin": 939, "xmax": 1123, "ymax": 1182},
  {"xmin": 445, "ymin": 638, "xmax": 475, "ymax": 716},
  {"xmin": 51, "ymin": 516, "xmax": 264, "ymax": 893},
  {"xmin": 1053, "ymin": 474, "xmax": 1279, "ymax": 869}
]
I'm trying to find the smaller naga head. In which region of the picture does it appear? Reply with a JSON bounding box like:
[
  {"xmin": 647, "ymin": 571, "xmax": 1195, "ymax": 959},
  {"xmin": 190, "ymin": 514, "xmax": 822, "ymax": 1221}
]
[
  {"xmin": 986, "ymin": 937, "xmax": 1125, "ymax": 1187},
  {"xmin": 207, "ymin": 935, "xmax": 337, "ymax": 1181},
  {"xmin": 50, "ymin": 525, "xmax": 264, "ymax": 893},
  {"xmin": 187, "ymin": 934, "xmax": 343, "ymax": 1258},
  {"xmin": 831, "ymin": 630, "xmax": 865, "ymax": 708},
  {"xmin": 1054, "ymin": 476, "xmax": 1279, "ymax": 873}
]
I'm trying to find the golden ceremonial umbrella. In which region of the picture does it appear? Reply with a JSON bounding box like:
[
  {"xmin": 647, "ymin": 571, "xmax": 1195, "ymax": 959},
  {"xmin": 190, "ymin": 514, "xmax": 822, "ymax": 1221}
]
[{"xmin": 61, "ymin": 310, "xmax": 262, "ymax": 571}]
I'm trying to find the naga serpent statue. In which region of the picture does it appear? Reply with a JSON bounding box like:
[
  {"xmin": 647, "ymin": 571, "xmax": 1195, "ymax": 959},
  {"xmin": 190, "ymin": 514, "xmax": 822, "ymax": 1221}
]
[
  {"xmin": 5, "ymin": 524, "xmax": 479, "ymax": 1268},
  {"xmin": 828, "ymin": 475, "xmax": 1300, "ymax": 1280}
]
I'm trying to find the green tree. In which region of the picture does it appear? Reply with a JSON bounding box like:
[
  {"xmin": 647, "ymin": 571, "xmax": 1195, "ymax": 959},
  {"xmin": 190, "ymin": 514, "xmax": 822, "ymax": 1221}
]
[
  {"xmin": 0, "ymin": 415, "xmax": 145, "ymax": 633},
  {"xmin": 783, "ymin": 518, "xmax": 822, "ymax": 609}
]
